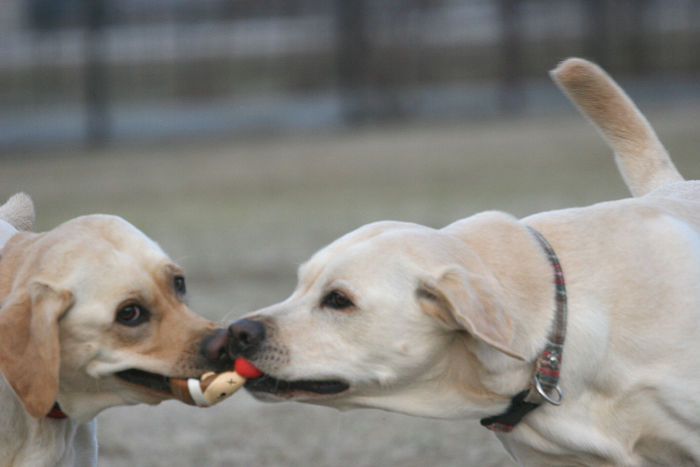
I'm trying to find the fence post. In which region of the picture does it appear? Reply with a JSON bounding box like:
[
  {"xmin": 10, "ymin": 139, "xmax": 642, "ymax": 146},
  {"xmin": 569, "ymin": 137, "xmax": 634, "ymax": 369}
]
[
  {"xmin": 499, "ymin": 0, "xmax": 525, "ymax": 114},
  {"xmin": 84, "ymin": 0, "xmax": 109, "ymax": 146},
  {"xmin": 629, "ymin": 0, "xmax": 650, "ymax": 74},
  {"xmin": 583, "ymin": 0, "xmax": 609, "ymax": 69},
  {"xmin": 334, "ymin": 0, "xmax": 370, "ymax": 124}
]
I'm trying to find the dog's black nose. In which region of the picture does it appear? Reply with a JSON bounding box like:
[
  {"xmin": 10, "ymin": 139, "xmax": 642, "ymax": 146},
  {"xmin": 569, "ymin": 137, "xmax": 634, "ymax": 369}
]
[
  {"xmin": 200, "ymin": 327, "xmax": 233, "ymax": 369},
  {"xmin": 228, "ymin": 319, "xmax": 266, "ymax": 356}
]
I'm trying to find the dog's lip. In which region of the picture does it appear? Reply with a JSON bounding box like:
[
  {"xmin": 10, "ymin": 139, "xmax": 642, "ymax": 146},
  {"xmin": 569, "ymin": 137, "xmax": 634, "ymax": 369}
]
[
  {"xmin": 243, "ymin": 374, "xmax": 350, "ymax": 397},
  {"xmin": 114, "ymin": 369, "xmax": 174, "ymax": 394}
]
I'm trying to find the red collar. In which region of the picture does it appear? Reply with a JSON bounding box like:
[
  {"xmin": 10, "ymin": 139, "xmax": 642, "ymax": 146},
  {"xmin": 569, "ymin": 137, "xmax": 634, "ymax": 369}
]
[{"xmin": 46, "ymin": 402, "xmax": 68, "ymax": 419}]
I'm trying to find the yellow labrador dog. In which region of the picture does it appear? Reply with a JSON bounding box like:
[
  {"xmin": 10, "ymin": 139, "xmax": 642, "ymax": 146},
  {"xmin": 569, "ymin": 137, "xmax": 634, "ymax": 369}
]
[
  {"xmin": 0, "ymin": 194, "xmax": 231, "ymax": 467},
  {"xmin": 228, "ymin": 58, "xmax": 700, "ymax": 466}
]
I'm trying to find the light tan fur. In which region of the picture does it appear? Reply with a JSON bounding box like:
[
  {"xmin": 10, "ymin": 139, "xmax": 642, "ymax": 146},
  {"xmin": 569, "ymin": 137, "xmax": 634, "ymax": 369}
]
[
  {"xmin": 0, "ymin": 193, "xmax": 34, "ymax": 232},
  {"xmin": 0, "ymin": 203, "xmax": 228, "ymax": 467},
  {"xmin": 551, "ymin": 58, "xmax": 684, "ymax": 197},
  {"xmin": 232, "ymin": 58, "xmax": 700, "ymax": 466},
  {"xmin": 0, "ymin": 193, "xmax": 34, "ymax": 247}
]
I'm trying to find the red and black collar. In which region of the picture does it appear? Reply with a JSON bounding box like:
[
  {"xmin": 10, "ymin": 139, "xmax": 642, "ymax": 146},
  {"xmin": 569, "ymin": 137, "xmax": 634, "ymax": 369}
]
[
  {"xmin": 46, "ymin": 402, "xmax": 68, "ymax": 420},
  {"xmin": 480, "ymin": 226, "xmax": 567, "ymax": 433}
]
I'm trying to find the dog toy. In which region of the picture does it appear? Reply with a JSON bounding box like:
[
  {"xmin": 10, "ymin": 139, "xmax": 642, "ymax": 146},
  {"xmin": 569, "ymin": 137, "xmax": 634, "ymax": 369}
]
[{"xmin": 170, "ymin": 358, "xmax": 263, "ymax": 407}]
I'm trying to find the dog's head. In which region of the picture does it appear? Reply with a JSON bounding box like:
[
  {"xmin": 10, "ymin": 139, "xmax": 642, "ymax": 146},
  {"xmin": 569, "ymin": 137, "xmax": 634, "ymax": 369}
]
[
  {"xmin": 229, "ymin": 215, "xmax": 553, "ymax": 418},
  {"xmin": 0, "ymin": 214, "xmax": 231, "ymax": 421}
]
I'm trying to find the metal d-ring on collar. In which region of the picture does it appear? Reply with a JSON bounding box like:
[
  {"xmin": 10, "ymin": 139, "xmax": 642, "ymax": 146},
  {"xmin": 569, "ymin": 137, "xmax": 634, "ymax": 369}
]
[
  {"xmin": 534, "ymin": 372, "xmax": 564, "ymax": 406},
  {"xmin": 480, "ymin": 226, "xmax": 567, "ymax": 433}
]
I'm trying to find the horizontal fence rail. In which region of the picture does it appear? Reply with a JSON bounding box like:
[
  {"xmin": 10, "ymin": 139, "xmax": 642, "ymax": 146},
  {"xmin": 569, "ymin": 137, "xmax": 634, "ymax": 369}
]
[{"xmin": 1, "ymin": 0, "xmax": 699, "ymax": 149}]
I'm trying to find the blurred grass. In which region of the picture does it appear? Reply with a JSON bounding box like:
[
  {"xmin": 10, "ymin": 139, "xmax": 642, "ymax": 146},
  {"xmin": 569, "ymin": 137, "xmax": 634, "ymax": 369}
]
[{"xmin": 1, "ymin": 106, "xmax": 700, "ymax": 466}]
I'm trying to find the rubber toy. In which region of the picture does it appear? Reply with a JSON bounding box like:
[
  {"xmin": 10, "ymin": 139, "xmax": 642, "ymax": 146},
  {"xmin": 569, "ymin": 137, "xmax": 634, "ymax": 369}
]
[{"xmin": 170, "ymin": 358, "xmax": 263, "ymax": 407}]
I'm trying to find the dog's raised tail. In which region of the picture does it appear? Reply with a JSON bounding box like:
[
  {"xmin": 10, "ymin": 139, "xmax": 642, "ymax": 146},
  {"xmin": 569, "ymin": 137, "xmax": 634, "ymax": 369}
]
[{"xmin": 551, "ymin": 58, "xmax": 683, "ymax": 197}]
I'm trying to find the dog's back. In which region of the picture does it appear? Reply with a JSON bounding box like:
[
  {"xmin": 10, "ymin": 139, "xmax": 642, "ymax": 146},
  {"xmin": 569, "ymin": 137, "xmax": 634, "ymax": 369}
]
[
  {"xmin": 520, "ymin": 59, "xmax": 700, "ymax": 466},
  {"xmin": 552, "ymin": 57, "xmax": 700, "ymax": 245}
]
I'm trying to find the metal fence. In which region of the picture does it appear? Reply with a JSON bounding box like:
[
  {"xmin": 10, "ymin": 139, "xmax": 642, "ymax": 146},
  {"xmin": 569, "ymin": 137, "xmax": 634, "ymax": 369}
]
[{"xmin": 1, "ymin": 0, "xmax": 700, "ymax": 149}]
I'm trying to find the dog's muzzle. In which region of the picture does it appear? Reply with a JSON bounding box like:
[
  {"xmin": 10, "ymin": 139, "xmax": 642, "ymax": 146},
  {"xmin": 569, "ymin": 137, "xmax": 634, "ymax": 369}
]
[{"xmin": 227, "ymin": 318, "xmax": 350, "ymax": 397}]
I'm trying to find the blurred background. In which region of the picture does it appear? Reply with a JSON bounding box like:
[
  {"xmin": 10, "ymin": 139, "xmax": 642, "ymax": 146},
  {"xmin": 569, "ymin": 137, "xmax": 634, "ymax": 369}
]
[
  {"xmin": 2, "ymin": 1, "xmax": 700, "ymax": 466},
  {"xmin": 2, "ymin": 0, "xmax": 700, "ymax": 148}
]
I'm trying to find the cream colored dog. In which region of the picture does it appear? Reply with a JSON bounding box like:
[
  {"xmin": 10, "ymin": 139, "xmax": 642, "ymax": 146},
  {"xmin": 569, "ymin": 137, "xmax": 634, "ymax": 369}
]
[
  {"xmin": 0, "ymin": 194, "xmax": 232, "ymax": 467},
  {"xmin": 228, "ymin": 58, "xmax": 700, "ymax": 466}
]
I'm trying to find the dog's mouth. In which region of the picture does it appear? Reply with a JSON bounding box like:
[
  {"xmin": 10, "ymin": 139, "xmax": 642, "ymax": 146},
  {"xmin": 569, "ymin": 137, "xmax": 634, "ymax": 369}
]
[
  {"xmin": 244, "ymin": 374, "xmax": 350, "ymax": 398},
  {"xmin": 115, "ymin": 369, "xmax": 173, "ymax": 394},
  {"xmin": 115, "ymin": 368, "xmax": 350, "ymax": 399}
]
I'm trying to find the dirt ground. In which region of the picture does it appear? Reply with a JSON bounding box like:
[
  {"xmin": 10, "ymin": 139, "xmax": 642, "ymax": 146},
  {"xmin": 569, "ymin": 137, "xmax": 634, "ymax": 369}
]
[{"xmin": 2, "ymin": 105, "xmax": 700, "ymax": 466}]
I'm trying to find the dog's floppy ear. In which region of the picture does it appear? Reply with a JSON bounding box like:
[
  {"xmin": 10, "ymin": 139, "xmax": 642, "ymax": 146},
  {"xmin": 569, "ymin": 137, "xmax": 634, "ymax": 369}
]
[
  {"xmin": 0, "ymin": 192, "xmax": 35, "ymax": 232},
  {"xmin": 417, "ymin": 266, "xmax": 525, "ymax": 360},
  {"xmin": 0, "ymin": 281, "xmax": 74, "ymax": 418}
]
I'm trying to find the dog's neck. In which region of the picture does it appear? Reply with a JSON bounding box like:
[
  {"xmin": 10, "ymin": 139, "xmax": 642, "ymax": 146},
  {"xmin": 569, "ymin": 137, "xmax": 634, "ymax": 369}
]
[
  {"xmin": 0, "ymin": 373, "xmax": 94, "ymax": 466},
  {"xmin": 444, "ymin": 211, "xmax": 558, "ymax": 361},
  {"xmin": 479, "ymin": 226, "xmax": 567, "ymax": 432},
  {"xmin": 441, "ymin": 212, "xmax": 567, "ymax": 423}
]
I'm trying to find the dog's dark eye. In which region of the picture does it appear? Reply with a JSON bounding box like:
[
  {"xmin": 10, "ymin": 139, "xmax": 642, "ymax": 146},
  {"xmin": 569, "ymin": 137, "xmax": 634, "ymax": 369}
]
[
  {"xmin": 173, "ymin": 276, "xmax": 186, "ymax": 295},
  {"xmin": 116, "ymin": 304, "xmax": 150, "ymax": 326},
  {"xmin": 321, "ymin": 291, "xmax": 354, "ymax": 310}
]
